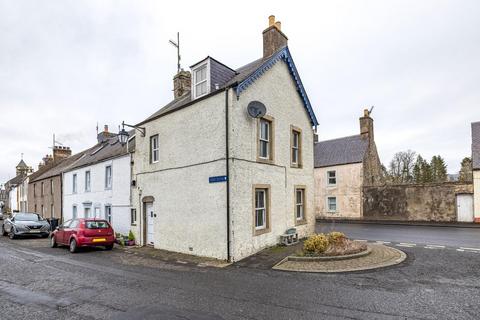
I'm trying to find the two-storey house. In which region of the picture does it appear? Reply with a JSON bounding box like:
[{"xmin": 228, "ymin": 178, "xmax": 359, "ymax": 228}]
[
  {"xmin": 129, "ymin": 16, "xmax": 318, "ymax": 261},
  {"xmin": 473, "ymin": 121, "xmax": 480, "ymax": 222},
  {"xmin": 62, "ymin": 127, "xmax": 135, "ymax": 235}
]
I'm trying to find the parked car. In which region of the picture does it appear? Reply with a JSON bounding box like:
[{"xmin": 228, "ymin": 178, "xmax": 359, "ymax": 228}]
[
  {"xmin": 2, "ymin": 212, "xmax": 50, "ymax": 239},
  {"xmin": 50, "ymin": 218, "xmax": 115, "ymax": 253}
]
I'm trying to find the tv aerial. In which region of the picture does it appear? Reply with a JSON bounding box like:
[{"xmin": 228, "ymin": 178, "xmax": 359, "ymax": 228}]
[{"xmin": 247, "ymin": 101, "xmax": 267, "ymax": 118}]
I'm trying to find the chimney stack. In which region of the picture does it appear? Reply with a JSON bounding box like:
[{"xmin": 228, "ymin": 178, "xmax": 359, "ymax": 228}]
[
  {"xmin": 360, "ymin": 109, "xmax": 374, "ymax": 142},
  {"xmin": 173, "ymin": 70, "xmax": 191, "ymax": 99},
  {"xmin": 53, "ymin": 146, "xmax": 72, "ymax": 162},
  {"xmin": 263, "ymin": 15, "xmax": 288, "ymax": 58},
  {"xmin": 97, "ymin": 124, "xmax": 115, "ymax": 143},
  {"xmin": 42, "ymin": 154, "xmax": 54, "ymax": 166}
]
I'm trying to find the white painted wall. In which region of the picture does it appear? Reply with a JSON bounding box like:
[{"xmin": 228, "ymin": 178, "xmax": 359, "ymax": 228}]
[
  {"xmin": 132, "ymin": 92, "xmax": 228, "ymax": 260},
  {"xmin": 63, "ymin": 155, "xmax": 132, "ymax": 235},
  {"xmin": 18, "ymin": 177, "xmax": 29, "ymax": 212},
  {"xmin": 9, "ymin": 186, "xmax": 18, "ymax": 212},
  {"xmin": 229, "ymin": 61, "xmax": 315, "ymax": 261},
  {"xmin": 474, "ymin": 170, "xmax": 480, "ymax": 221},
  {"xmin": 314, "ymin": 163, "xmax": 363, "ymax": 219}
]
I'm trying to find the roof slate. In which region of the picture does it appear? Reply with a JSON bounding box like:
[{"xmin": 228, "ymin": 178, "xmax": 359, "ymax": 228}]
[
  {"xmin": 138, "ymin": 46, "xmax": 317, "ymax": 126},
  {"xmin": 5, "ymin": 174, "xmax": 26, "ymax": 187},
  {"xmin": 314, "ymin": 134, "xmax": 369, "ymax": 168},
  {"xmin": 472, "ymin": 121, "xmax": 480, "ymax": 170}
]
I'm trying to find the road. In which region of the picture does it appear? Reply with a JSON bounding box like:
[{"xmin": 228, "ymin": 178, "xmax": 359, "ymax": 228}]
[{"xmin": 1, "ymin": 223, "xmax": 480, "ymax": 319}]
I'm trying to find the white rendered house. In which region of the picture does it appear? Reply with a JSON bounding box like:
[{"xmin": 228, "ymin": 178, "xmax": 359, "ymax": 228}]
[
  {"xmin": 62, "ymin": 130, "xmax": 135, "ymax": 235},
  {"xmin": 130, "ymin": 16, "xmax": 318, "ymax": 261}
]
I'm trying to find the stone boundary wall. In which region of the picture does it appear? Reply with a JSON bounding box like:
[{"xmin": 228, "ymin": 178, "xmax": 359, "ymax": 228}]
[{"xmin": 363, "ymin": 182, "xmax": 473, "ymax": 222}]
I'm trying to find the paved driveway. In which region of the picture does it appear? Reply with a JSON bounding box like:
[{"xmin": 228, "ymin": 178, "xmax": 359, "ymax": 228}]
[{"xmin": 1, "ymin": 223, "xmax": 480, "ymax": 319}]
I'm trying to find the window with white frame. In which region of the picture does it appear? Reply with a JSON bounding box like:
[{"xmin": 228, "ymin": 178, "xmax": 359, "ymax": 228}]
[
  {"xmin": 327, "ymin": 170, "xmax": 337, "ymax": 185},
  {"xmin": 85, "ymin": 171, "xmax": 91, "ymax": 192},
  {"xmin": 131, "ymin": 208, "xmax": 137, "ymax": 225},
  {"xmin": 259, "ymin": 118, "xmax": 272, "ymax": 160},
  {"xmin": 150, "ymin": 135, "xmax": 159, "ymax": 163},
  {"xmin": 291, "ymin": 130, "xmax": 301, "ymax": 166},
  {"xmin": 295, "ymin": 188, "xmax": 305, "ymax": 221},
  {"xmin": 72, "ymin": 205, "xmax": 77, "ymax": 219},
  {"xmin": 94, "ymin": 206, "xmax": 101, "ymax": 218},
  {"xmin": 105, "ymin": 166, "xmax": 112, "ymax": 189},
  {"xmin": 105, "ymin": 205, "xmax": 112, "ymax": 223},
  {"xmin": 254, "ymin": 188, "xmax": 268, "ymax": 230},
  {"xmin": 193, "ymin": 63, "xmax": 208, "ymax": 98},
  {"xmin": 84, "ymin": 206, "xmax": 91, "ymax": 218},
  {"xmin": 72, "ymin": 174, "xmax": 77, "ymax": 193},
  {"xmin": 327, "ymin": 197, "xmax": 337, "ymax": 212}
]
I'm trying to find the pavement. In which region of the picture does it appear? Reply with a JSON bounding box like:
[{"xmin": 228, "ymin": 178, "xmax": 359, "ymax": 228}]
[{"xmin": 1, "ymin": 222, "xmax": 480, "ymax": 319}]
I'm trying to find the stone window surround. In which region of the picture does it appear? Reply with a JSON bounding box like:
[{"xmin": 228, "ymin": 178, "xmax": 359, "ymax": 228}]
[
  {"xmin": 105, "ymin": 165, "xmax": 112, "ymax": 190},
  {"xmin": 290, "ymin": 125, "xmax": 302, "ymax": 168},
  {"xmin": 85, "ymin": 170, "xmax": 91, "ymax": 192},
  {"xmin": 327, "ymin": 170, "xmax": 337, "ymax": 186},
  {"xmin": 327, "ymin": 196, "xmax": 338, "ymax": 213},
  {"xmin": 72, "ymin": 173, "xmax": 77, "ymax": 194},
  {"xmin": 252, "ymin": 184, "xmax": 271, "ymax": 236},
  {"xmin": 256, "ymin": 115, "xmax": 275, "ymax": 164},
  {"xmin": 294, "ymin": 185, "xmax": 307, "ymax": 225}
]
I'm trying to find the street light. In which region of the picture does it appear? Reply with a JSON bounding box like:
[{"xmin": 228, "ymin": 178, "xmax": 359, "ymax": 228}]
[{"xmin": 117, "ymin": 121, "xmax": 145, "ymax": 146}]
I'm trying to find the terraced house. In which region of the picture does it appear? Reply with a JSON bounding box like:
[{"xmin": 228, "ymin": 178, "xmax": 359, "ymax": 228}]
[
  {"xmin": 129, "ymin": 16, "xmax": 319, "ymax": 261},
  {"xmin": 473, "ymin": 121, "xmax": 480, "ymax": 222}
]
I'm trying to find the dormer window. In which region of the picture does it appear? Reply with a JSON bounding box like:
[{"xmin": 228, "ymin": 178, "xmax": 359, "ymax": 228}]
[{"xmin": 193, "ymin": 62, "xmax": 209, "ymax": 98}]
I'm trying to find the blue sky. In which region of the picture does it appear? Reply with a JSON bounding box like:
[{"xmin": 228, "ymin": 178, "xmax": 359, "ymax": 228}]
[{"xmin": 1, "ymin": 0, "xmax": 479, "ymax": 182}]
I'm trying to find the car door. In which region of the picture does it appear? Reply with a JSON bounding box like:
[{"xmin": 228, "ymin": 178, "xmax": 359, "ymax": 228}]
[{"xmin": 58, "ymin": 220, "xmax": 71, "ymax": 245}]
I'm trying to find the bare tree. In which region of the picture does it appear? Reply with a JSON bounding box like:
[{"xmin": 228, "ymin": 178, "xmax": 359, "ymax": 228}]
[{"xmin": 388, "ymin": 150, "xmax": 417, "ymax": 184}]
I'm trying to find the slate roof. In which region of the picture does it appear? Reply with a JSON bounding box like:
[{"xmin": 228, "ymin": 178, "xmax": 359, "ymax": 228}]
[
  {"xmin": 473, "ymin": 121, "xmax": 480, "ymax": 170},
  {"xmin": 5, "ymin": 174, "xmax": 27, "ymax": 187},
  {"xmin": 139, "ymin": 46, "xmax": 318, "ymax": 126},
  {"xmin": 16, "ymin": 159, "xmax": 28, "ymax": 168},
  {"xmin": 65, "ymin": 137, "xmax": 130, "ymax": 172},
  {"xmin": 30, "ymin": 152, "xmax": 87, "ymax": 182},
  {"xmin": 314, "ymin": 134, "xmax": 369, "ymax": 168}
]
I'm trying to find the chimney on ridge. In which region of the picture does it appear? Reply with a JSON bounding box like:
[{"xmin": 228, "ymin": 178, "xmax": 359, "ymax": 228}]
[
  {"xmin": 97, "ymin": 124, "xmax": 115, "ymax": 143},
  {"xmin": 173, "ymin": 70, "xmax": 191, "ymax": 99},
  {"xmin": 359, "ymin": 109, "xmax": 374, "ymax": 142},
  {"xmin": 53, "ymin": 146, "xmax": 72, "ymax": 162},
  {"xmin": 262, "ymin": 15, "xmax": 288, "ymax": 58}
]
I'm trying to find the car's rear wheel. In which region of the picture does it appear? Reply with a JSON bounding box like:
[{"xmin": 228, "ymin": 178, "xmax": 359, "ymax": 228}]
[
  {"xmin": 105, "ymin": 243, "xmax": 114, "ymax": 250},
  {"xmin": 8, "ymin": 230, "xmax": 15, "ymax": 240},
  {"xmin": 69, "ymin": 239, "xmax": 77, "ymax": 253},
  {"xmin": 50, "ymin": 235, "xmax": 57, "ymax": 248}
]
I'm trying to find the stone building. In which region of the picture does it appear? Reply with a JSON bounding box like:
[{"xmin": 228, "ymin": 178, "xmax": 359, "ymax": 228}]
[
  {"xmin": 130, "ymin": 16, "xmax": 318, "ymax": 261},
  {"xmin": 314, "ymin": 109, "xmax": 382, "ymax": 219},
  {"xmin": 3, "ymin": 158, "xmax": 33, "ymax": 213},
  {"xmin": 28, "ymin": 146, "xmax": 80, "ymax": 220},
  {"xmin": 473, "ymin": 121, "xmax": 480, "ymax": 222}
]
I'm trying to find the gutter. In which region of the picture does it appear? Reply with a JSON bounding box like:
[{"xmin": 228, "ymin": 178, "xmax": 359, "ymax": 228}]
[{"xmin": 225, "ymin": 88, "xmax": 231, "ymax": 262}]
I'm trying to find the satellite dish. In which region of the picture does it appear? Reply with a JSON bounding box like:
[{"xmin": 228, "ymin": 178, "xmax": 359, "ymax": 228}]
[{"xmin": 247, "ymin": 101, "xmax": 267, "ymax": 118}]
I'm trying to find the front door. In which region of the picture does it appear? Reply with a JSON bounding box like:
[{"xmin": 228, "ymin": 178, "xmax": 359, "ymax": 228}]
[
  {"xmin": 457, "ymin": 194, "xmax": 474, "ymax": 222},
  {"xmin": 145, "ymin": 203, "xmax": 154, "ymax": 245}
]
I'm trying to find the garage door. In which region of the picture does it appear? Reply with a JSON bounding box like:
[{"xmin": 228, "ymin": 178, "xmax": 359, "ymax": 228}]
[{"xmin": 457, "ymin": 194, "xmax": 474, "ymax": 222}]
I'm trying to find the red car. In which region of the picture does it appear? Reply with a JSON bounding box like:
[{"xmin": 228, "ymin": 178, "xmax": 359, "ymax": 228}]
[{"xmin": 50, "ymin": 218, "xmax": 115, "ymax": 253}]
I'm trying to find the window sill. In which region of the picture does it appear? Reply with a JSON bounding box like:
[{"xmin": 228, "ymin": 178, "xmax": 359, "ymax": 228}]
[
  {"xmin": 253, "ymin": 227, "xmax": 271, "ymax": 236},
  {"xmin": 257, "ymin": 158, "xmax": 274, "ymax": 165},
  {"xmin": 290, "ymin": 164, "xmax": 303, "ymax": 169},
  {"xmin": 295, "ymin": 219, "xmax": 307, "ymax": 226},
  {"xmin": 131, "ymin": 224, "xmax": 137, "ymax": 226}
]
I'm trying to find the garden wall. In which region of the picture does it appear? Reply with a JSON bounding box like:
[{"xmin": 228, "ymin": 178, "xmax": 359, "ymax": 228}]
[{"xmin": 363, "ymin": 182, "xmax": 473, "ymax": 222}]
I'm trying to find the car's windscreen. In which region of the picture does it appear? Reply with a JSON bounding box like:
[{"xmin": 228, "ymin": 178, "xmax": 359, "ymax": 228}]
[
  {"xmin": 85, "ymin": 221, "xmax": 109, "ymax": 229},
  {"xmin": 15, "ymin": 213, "xmax": 41, "ymax": 221}
]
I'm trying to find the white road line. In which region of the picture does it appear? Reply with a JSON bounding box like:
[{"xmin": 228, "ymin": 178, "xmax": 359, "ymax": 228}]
[
  {"xmin": 459, "ymin": 247, "xmax": 480, "ymax": 251},
  {"xmin": 457, "ymin": 249, "xmax": 465, "ymax": 252},
  {"xmin": 424, "ymin": 245, "xmax": 445, "ymax": 249},
  {"xmin": 375, "ymin": 241, "xmax": 391, "ymax": 244},
  {"xmin": 399, "ymin": 243, "xmax": 417, "ymax": 246},
  {"xmin": 396, "ymin": 244, "xmax": 415, "ymax": 248}
]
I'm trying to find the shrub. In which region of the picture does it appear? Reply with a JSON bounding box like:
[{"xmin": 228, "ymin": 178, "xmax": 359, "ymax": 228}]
[
  {"xmin": 328, "ymin": 231, "xmax": 346, "ymax": 244},
  {"xmin": 303, "ymin": 234, "xmax": 329, "ymax": 254},
  {"xmin": 128, "ymin": 230, "xmax": 135, "ymax": 241}
]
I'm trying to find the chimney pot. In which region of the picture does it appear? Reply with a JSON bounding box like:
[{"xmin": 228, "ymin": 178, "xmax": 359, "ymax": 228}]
[
  {"xmin": 275, "ymin": 21, "xmax": 281, "ymax": 30},
  {"xmin": 104, "ymin": 125, "xmax": 109, "ymax": 133}
]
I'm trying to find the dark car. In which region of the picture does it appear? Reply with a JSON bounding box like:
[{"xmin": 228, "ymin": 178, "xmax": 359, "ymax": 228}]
[
  {"xmin": 50, "ymin": 218, "xmax": 115, "ymax": 253},
  {"xmin": 2, "ymin": 212, "xmax": 50, "ymax": 239}
]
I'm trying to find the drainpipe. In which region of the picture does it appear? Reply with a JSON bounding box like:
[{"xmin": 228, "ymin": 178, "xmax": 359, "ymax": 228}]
[{"xmin": 225, "ymin": 88, "xmax": 231, "ymax": 262}]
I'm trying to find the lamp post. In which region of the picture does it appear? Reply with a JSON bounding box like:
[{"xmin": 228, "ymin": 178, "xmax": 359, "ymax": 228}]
[{"xmin": 117, "ymin": 121, "xmax": 145, "ymax": 146}]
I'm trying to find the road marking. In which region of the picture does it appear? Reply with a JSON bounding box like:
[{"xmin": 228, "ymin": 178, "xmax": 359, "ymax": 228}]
[
  {"xmin": 457, "ymin": 249, "xmax": 465, "ymax": 252},
  {"xmin": 459, "ymin": 247, "xmax": 480, "ymax": 251},
  {"xmin": 398, "ymin": 243, "xmax": 416, "ymax": 246},
  {"xmin": 424, "ymin": 245, "xmax": 445, "ymax": 249},
  {"xmin": 396, "ymin": 244, "xmax": 415, "ymax": 248},
  {"xmin": 375, "ymin": 241, "xmax": 391, "ymax": 244}
]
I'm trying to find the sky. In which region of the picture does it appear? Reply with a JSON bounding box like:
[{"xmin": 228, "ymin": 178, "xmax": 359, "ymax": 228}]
[{"xmin": 1, "ymin": 0, "xmax": 479, "ymax": 183}]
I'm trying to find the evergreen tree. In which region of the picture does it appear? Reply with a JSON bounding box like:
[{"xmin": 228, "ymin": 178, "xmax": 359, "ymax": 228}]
[
  {"xmin": 459, "ymin": 157, "xmax": 473, "ymax": 182},
  {"xmin": 431, "ymin": 155, "xmax": 447, "ymax": 182},
  {"xmin": 413, "ymin": 155, "xmax": 423, "ymax": 183}
]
